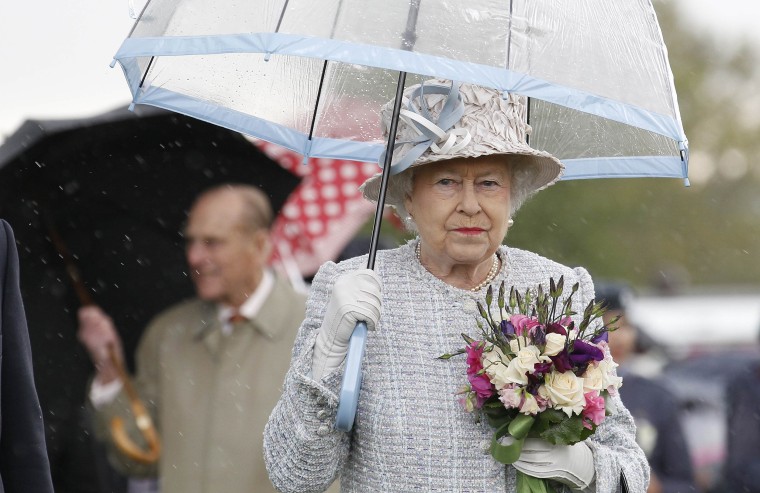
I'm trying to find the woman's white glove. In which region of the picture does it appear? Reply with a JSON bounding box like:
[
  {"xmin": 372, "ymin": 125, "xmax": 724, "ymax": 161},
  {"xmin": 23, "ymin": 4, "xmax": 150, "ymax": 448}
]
[
  {"xmin": 514, "ymin": 439, "xmax": 595, "ymax": 491},
  {"xmin": 311, "ymin": 269, "xmax": 381, "ymax": 380}
]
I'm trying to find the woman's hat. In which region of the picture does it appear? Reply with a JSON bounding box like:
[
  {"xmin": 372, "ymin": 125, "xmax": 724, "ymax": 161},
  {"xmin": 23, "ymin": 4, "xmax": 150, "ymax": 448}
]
[{"xmin": 360, "ymin": 79, "xmax": 564, "ymax": 208}]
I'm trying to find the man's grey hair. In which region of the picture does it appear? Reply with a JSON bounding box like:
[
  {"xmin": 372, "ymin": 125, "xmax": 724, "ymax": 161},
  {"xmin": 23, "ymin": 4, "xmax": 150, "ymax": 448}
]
[{"xmin": 198, "ymin": 183, "xmax": 274, "ymax": 233}]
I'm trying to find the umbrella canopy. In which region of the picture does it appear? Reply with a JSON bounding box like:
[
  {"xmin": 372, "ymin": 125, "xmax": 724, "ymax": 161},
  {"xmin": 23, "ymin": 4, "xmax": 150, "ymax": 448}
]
[
  {"xmin": 109, "ymin": 0, "xmax": 689, "ymax": 431},
  {"xmin": 257, "ymin": 140, "xmax": 381, "ymax": 278},
  {"xmin": 0, "ymin": 107, "xmax": 301, "ymax": 487},
  {"xmin": 0, "ymin": 104, "xmax": 301, "ymax": 364},
  {"xmin": 111, "ymin": 0, "xmax": 688, "ymax": 182}
]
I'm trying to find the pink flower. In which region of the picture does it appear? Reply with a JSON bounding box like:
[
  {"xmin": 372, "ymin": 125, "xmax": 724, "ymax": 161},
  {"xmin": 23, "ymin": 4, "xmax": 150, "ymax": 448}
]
[
  {"xmin": 468, "ymin": 372, "xmax": 494, "ymax": 406},
  {"xmin": 465, "ymin": 341, "xmax": 485, "ymax": 376},
  {"xmin": 498, "ymin": 385, "xmax": 521, "ymax": 409},
  {"xmin": 509, "ymin": 314, "xmax": 541, "ymax": 336},
  {"xmin": 581, "ymin": 391, "xmax": 606, "ymax": 429}
]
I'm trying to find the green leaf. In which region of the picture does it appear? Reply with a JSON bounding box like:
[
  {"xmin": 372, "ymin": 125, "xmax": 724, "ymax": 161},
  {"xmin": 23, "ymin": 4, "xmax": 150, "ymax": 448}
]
[
  {"xmin": 436, "ymin": 349, "xmax": 465, "ymax": 360},
  {"xmin": 516, "ymin": 472, "xmax": 554, "ymax": 493},
  {"xmin": 508, "ymin": 413, "xmax": 535, "ymax": 439},
  {"xmin": 509, "ymin": 286, "xmax": 517, "ymax": 310},
  {"xmin": 539, "ymin": 414, "xmax": 588, "ymax": 445},
  {"xmin": 555, "ymin": 276, "xmax": 564, "ymax": 298},
  {"xmin": 533, "ymin": 408, "xmax": 566, "ymax": 434},
  {"xmin": 477, "ymin": 301, "xmax": 488, "ymax": 320}
]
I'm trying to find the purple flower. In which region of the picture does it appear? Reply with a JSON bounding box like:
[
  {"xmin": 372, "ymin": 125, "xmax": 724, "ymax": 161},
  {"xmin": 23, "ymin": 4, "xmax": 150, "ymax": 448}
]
[
  {"xmin": 546, "ymin": 322, "xmax": 567, "ymax": 336},
  {"xmin": 526, "ymin": 362, "xmax": 552, "ymax": 394},
  {"xmin": 591, "ymin": 330, "xmax": 609, "ymax": 344},
  {"xmin": 551, "ymin": 350, "xmax": 574, "ymax": 373},
  {"xmin": 569, "ymin": 340, "xmax": 605, "ymax": 366},
  {"xmin": 533, "ymin": 361, "xmax": 553, "ymax": 378},
  {"xmin": 500, "ymin": 320, "xmax": 516, "ymax": 337},
  {"xmin": 529, "ymin": 325, "xmax": 547, "ymax": 346}
]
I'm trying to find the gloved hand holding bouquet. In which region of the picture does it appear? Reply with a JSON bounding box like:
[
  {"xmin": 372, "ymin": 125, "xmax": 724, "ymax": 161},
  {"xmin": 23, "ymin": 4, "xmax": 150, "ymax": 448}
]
[{"xmin": 439, "ymin": 276, "xmax": 623, "ymax": 493}]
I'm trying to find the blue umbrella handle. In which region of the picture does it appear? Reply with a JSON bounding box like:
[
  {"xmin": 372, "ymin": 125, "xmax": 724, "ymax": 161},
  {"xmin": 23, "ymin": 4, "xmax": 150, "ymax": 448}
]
[
  {"xmin": 333, "ymin": 71, "xmax": 408, "ymax": 432},
  {"xmin": 334, "ymin": 321, "xmax": 368, "ymax": 432}
]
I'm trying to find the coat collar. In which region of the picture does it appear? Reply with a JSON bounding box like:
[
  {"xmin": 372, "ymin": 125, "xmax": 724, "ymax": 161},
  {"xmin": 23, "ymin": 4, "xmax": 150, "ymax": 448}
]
[{"xmin": 194, "ymin": 273, "xmax": 299, "ymax": 351}]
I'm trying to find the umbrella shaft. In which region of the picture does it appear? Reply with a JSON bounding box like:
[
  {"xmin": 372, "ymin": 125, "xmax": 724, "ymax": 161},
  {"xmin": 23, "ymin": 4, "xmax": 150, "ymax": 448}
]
[{"xmin": 366, "ymin": 71, "xmax": 407, "ymax": 270}]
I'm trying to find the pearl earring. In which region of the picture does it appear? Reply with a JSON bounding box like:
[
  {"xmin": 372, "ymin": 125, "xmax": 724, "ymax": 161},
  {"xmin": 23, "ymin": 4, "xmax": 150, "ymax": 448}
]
[{"xmin": 508, "ymin": 218, "xmax": 514, "ymax": 227}]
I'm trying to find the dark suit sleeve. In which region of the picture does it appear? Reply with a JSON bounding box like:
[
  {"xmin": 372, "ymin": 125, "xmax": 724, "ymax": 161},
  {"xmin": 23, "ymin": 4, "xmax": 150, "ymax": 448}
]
[
  {"xmin": 724, "ymin": 369, "xmax": 760, "ymax": 492},
  {"xmin": 650, "ymin": 392, "xmax": 697, "ymax": 493},
  {"xmin": 0, "ymin": 219, "xmax": 54, "ymax": 493}
]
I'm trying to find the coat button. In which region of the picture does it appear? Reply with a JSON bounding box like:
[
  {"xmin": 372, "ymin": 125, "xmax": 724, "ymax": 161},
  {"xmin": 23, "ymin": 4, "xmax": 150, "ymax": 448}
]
[
  {"xmin": 316, "ymin": 425, "xmax": 331, "ymax": 436},
  {"xmin": 316, "ymin": 409, "xmax": 329, "ymax": 421},
  {"xmin": 316, "ymin": 395, "xmax": 328, "ymax": 405}
]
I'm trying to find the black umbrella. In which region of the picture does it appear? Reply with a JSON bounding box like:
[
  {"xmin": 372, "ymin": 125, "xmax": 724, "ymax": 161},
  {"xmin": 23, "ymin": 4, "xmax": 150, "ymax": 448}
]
[{"xmin": 0, "ymin": 106, "xmax": 300, "ymax": 491}]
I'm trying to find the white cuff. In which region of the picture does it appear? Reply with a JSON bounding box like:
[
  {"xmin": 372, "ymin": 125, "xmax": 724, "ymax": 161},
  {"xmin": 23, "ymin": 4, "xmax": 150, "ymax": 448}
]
[{"xmin": 89, "ymin": 378, "xmax": 123, "ymax": 408}]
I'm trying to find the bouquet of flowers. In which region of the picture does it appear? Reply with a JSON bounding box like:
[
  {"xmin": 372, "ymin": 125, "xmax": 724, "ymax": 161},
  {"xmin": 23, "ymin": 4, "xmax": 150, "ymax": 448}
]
[{"xmin": 439, "ymin": 276, "xmax": 622, "ymax": 493}]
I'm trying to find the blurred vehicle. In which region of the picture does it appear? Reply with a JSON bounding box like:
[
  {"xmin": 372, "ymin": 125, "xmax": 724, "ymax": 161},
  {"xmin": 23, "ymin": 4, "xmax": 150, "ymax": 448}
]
[
  {"xmin": 626, "ymin": 291, "xmax": 760, "ymax": 492},
  {"xmin": 627, "ymin": 292, "xmax": 760, "ymax": 358}
]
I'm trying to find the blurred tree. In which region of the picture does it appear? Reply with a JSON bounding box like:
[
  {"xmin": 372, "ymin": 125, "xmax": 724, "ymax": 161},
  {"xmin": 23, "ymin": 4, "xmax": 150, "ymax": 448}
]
[
  {"xmin": 373, "ymin": 1, "xmax": 760, "ymax": 293},
  {"xmin": 506, "ymin": 1, "xmax": 760, "ymax": 292}
]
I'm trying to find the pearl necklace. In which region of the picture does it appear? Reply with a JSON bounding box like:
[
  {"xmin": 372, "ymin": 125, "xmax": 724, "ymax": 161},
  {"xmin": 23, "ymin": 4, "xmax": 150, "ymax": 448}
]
[{"xmin": 415, "ymin": 241, "xmax": 501, "ymax": 292}]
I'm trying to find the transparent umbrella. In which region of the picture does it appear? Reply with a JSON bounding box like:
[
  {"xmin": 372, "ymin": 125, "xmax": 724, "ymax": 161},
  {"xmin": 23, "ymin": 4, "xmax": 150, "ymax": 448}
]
[{"xmin": 111, "ymin": 0, "xmax": 689, "ymax": 431}]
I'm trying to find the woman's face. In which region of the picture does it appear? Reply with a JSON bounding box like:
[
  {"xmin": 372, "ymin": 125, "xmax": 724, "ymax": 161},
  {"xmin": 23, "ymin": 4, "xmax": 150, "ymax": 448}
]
[{"xmin": 404, "ymin": 155, "xmax": 512, "ymax": 266}]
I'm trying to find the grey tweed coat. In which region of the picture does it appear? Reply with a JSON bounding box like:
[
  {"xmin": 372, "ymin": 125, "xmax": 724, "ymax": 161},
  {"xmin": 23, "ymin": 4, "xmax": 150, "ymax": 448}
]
[{"xmin": 264, "ymin": 241, "xmax": 648, "ymax": 492}]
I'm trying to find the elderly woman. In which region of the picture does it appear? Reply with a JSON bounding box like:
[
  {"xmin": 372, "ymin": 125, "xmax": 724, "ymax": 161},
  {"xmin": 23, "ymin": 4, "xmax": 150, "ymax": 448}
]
[{"xmin": 264, "ymin": 80, "xmax": 647, "ymax": 492}]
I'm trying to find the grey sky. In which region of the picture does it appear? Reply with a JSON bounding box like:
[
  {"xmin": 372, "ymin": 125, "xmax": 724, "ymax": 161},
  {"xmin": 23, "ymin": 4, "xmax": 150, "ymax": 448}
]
[{"xmin": 0, "ymin": 0, "xmax": 758, "ymax": 143}]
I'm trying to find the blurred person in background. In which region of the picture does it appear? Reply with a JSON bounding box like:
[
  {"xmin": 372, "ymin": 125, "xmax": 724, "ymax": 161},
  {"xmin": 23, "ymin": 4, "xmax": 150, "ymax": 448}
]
[
  {"xmin": 598, "ymin": 281, "xmax": 698, "ymax": 493},
  {"xmin": 76, "ymin": 184, "xmax": 321, "ymax": 493},
  {"xmin": 0, "ymin": 219, "xmax": 55, "ymax": 493},
  {"xmin": 722, "ymin": 322, "xmax": 760, "ymax": 493}
]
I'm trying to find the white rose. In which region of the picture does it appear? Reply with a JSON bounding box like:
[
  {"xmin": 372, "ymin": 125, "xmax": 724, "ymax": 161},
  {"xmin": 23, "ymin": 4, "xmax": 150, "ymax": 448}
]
[
  {"xmin": 582, "ymin": 362, "xmax": 606, "ymax": 392},
  {"xmin": 519, "ymin": 392, "xmax": 540, "ymax": 415},
  {"xmin": 582, "ymin": 357, "xmax": 622, "ymax": 393},
  {"xmin": 509, "ymin": 336, "xmax": 530, "ymax": 353},
  {"xmin": 504, "ymin": 345, "xmax": 548, "ymax": 386},
  {"xmin": 543, "ymin": 333, "xmax": 566, "ymax": 357},
  {"xmin": 543, "ymin": 371, "xmax": 586, "ymax": 417},
  {"xmin": 598, "ymin": 357, "xmax": 623, "ymax": 392},
  {"xmin": 483, "ymin": 346, "xmax": 511, "ymax": 390}
]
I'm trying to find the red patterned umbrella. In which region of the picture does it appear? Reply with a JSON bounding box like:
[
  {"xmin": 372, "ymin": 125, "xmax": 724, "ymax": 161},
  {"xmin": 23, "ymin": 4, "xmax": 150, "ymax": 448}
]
[{"xmin": 256, "ymin": 140, "xmax": 380, "ymax": 278}]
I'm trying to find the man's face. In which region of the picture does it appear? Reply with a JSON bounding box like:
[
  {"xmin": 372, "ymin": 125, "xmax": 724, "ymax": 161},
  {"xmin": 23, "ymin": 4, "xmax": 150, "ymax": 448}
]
[
  {"xmin": 606, "ymin": 311, "xmax": 637, "ymax": 364},
  {"xmin": 184, "ymin": 191, "xmax": 269, "ymax": 307}
]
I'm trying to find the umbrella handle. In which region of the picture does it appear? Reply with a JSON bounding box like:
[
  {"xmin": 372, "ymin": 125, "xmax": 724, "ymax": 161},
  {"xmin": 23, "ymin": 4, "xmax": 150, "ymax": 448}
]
[
  {"xmin": 334, "ymin": 71, "xmax": 409, "ymax": 432},
  {"xmin": 108, "ymin": 345, "xmax": 162, "ymax": 464},
  {"xmin": 110, "ymin": 416, "xmax": 161, "ymax": 464},
  {"xmin": 44, "ymin": 216, "xmax": 162, "ymax": 464},
  {"xmin": 334, "ymin": 322, "xmax": 368, "ymax": 431}
]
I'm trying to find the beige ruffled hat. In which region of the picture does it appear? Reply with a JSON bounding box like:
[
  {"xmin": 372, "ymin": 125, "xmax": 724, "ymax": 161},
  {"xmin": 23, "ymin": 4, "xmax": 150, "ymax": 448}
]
[{"xmin": 360, "ymin": 79, "xmax": 564, "ymax": 209}]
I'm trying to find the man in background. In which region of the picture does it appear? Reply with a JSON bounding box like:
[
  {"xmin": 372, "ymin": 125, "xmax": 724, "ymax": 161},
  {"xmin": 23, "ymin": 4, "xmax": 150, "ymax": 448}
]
[
  {"xmin": 77, "ymin": 184, "xmax": 312, "ymax": 493},
  {"xmin": 723, "ymin": 325, "xmax": 760, "ymax": 493}
]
